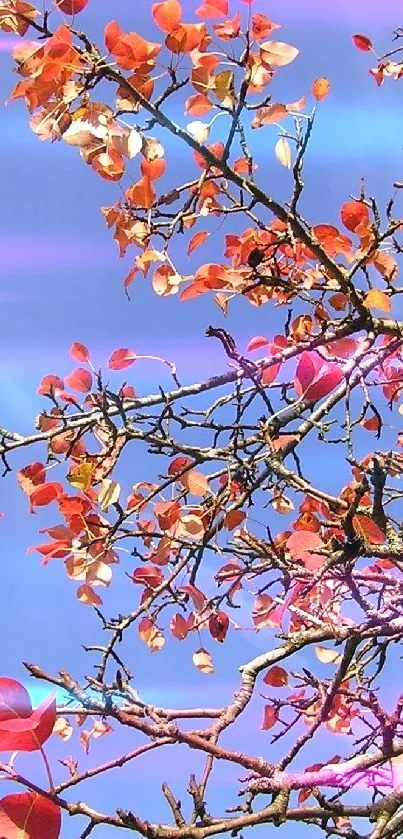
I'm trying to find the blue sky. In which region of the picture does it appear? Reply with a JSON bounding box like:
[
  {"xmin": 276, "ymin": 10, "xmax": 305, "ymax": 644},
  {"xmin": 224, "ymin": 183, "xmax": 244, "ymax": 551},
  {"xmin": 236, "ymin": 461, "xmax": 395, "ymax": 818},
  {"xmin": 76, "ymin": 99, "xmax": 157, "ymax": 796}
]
[{"xmin": 0, "ymin": 0, "xmax": 402, "ymax": 835}]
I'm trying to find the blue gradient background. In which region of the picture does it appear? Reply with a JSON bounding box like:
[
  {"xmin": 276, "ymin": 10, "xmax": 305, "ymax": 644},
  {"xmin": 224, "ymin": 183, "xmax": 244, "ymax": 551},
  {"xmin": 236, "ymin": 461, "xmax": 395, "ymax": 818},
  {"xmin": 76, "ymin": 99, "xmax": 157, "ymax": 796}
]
[{"xmin": 0, "ymin": 0, "xmax": 402, "ymax": 835}]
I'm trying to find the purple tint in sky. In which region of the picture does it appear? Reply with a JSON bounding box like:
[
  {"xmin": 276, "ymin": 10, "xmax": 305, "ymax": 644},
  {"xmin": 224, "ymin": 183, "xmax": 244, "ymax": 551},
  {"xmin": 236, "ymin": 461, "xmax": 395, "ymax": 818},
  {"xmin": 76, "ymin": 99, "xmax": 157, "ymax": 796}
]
[{"xmin": 0, "ymin": 1, "xmax": 402, "ymax": 836}]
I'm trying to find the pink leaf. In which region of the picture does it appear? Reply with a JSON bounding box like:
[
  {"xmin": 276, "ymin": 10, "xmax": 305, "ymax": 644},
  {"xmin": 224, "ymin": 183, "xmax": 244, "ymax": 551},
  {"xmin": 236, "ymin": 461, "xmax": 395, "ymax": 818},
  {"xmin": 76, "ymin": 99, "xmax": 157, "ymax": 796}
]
[
  {"xmin": 294, "ymin": 352, "xmax": 343, "ymax": 401},
  {"xmin": 108, "ymin": 348, "xmax": 137, "ymax": 370},
  {"xmin": 286, "ymin": 531, "xmax": 327, "ymax": 570},
  {"xmin": 70, "ymin": 342, "xmax": 90, "ymax": 363},
  {"xmin": 64, "ymin": 368, "xmax": 92, "ymax": 393}
]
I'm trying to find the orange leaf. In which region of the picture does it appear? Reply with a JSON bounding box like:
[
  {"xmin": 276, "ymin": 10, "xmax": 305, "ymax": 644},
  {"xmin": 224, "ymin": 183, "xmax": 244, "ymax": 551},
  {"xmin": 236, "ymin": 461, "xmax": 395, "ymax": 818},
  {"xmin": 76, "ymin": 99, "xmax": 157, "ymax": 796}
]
[
  {"xmin": 311, "ymin": 77, "xmax": 330, "ymax": 101},
  {"xmin": 263, "ymin": 666, "xmax": 289, "ymax": 687},
  {"xmin": 152, "ymin": 0, "xmax": 182, "ymax": 32},
  {"xmin": 126, "ymin": 177, "xmax": 156, "ymax": 208},
  {"xmin": 188, "ymin": 231, "xmax": 209, "ymax": 254},
  {"xmin": 140, "ymin": 157, "xmax": 166, "ymax": 180},
  {"xmin": 363, "ymin": 289, "xmax": 391, "ymax": 313},
  {"xmin": 340, "ymin": 201, "xmax": 369, "ymax": 232},
  {"xmin": 185, "ymin": 93, "xmax": 213, "ymax": 116}
]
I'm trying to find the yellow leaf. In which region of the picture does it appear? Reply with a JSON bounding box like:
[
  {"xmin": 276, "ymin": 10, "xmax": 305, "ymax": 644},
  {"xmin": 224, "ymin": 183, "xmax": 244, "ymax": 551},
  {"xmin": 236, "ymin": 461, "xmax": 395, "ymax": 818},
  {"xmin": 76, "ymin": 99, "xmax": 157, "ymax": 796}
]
[
  {"xmin": 363, "ymin": 288, "xmax": 391, "ymax": 312},
  {"xmin": 67, "ymin": 462, "xmax": 94, "ymax": 492},
  {"xmin": 275, "ymin": 137, "xmax": 292, "ymax": 168}
]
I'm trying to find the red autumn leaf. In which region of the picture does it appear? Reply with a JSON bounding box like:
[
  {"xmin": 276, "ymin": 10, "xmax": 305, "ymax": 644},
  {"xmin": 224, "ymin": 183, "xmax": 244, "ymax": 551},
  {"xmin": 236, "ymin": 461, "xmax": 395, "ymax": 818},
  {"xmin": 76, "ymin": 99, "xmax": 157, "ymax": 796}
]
[
  {"xmin": 108, "ymin": 348, "xmax": 137, "ymax": 370},
  {"xmin": 0, "ymin": 792, "xmax": 61, "ymax": 839},
  {"xmin": 170, "ymin": 613, "xmax": 188, "ymax": 640},
  {"xmin": 56, "ymin": 0, "xmax": 88, "ymax": 12},
  {"xmin": 224, "ymin": 509, "xmax": 246, "ymax": 530},
  {"xmin": 131, "ymin": 565, "xmax": 164, "ymax": 589},
  {"xmin": 352, "ymin": 33, "xmax": 373, "ymax": 51},
  {"xmin": 37, "ymin": 374, "xmax": 64, "ymax": 397},
  {"xmin": 29, "ymin": 483, "xmax": 63, "ymax": 513},
  {"xmin": 17, "ymin": 462, "xmax": 46, "ymax": 496},
  {"xmin": 154, "ymin": 500, "xmax": 181, "ymax": 530},
  {"xmin": 152, "ymin": 0, "xmax": 182, "ymax": 32},
  {"xmin": 209, "ymin": 611, "xmax": 229, "ymax": 642},
  {"xmin": 64, "ymin": 367, "xmax": 92, "ymax": 393},
  {"xmin": 261, "ymin": 705, "xmax": 278, "ymax": 730},
  {"xmin": 0, "ymin": 679, "xmax": 56, "ymax": 752},
  {"xmin": 70, "ymin": 342, "xmax": 90, "ymax": 363},
  {"xmin": 27, "ymin": 540, "xmax": 71, "ymax": 562},
  {"xmin": 263, "ymin": 666, "xmax": 289, "ymax": 687},
  {"xmin": 0, "ymin": 678, "xmax": 31, "ymax": 721},
  {"xmin": 168, "ymin": 456, "xmax": 194, "ymax": 476},
  {"xmin": 178, "ymin": 584, "xmax": 206, "ymax": 610},
  {"xmin": 340, "ymin": 201, "xmax": 370, "ymax": 232},
  {"xmin": 286, "ymin": 530, "xmax": 327, "ymax": 570},
  {"xmin": 294, "ymin": 351, "xmax": 343, "ymax": 402},
  {"xmin": 252, "ymin": 593, "xmax": 282, "ymax": 629}
]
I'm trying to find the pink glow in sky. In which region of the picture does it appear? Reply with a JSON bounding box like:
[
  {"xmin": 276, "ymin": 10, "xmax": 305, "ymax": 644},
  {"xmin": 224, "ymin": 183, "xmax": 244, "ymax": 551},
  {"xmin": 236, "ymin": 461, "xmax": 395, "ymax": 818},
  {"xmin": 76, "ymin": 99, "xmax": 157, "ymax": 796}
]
[{"xmin": 0, "ymin": 37, "xmax": 21, "ymax": 51}]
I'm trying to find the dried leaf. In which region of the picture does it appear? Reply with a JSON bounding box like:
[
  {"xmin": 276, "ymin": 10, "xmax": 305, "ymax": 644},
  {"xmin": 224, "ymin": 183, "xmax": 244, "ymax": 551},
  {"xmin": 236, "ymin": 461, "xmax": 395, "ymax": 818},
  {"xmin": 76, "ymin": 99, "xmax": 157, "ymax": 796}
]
[
  {"xmin": 193, "ymin": 647, "xmax": 214, "ymax": 674},
  {"xmin": 98, "ymin": 479, "xmax": 121, "ymax": 511},
  {"xmin": 275, "ymin": 136, "xmax": 292, "ymax": 168}
]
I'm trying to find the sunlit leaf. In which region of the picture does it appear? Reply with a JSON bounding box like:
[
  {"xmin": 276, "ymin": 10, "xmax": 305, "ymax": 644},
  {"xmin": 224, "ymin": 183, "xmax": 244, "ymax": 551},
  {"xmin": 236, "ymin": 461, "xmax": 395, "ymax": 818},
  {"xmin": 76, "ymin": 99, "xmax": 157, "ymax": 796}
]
[{"xmin": 275, "ymin": 136, "xmax": 292, "ymax": 168}]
